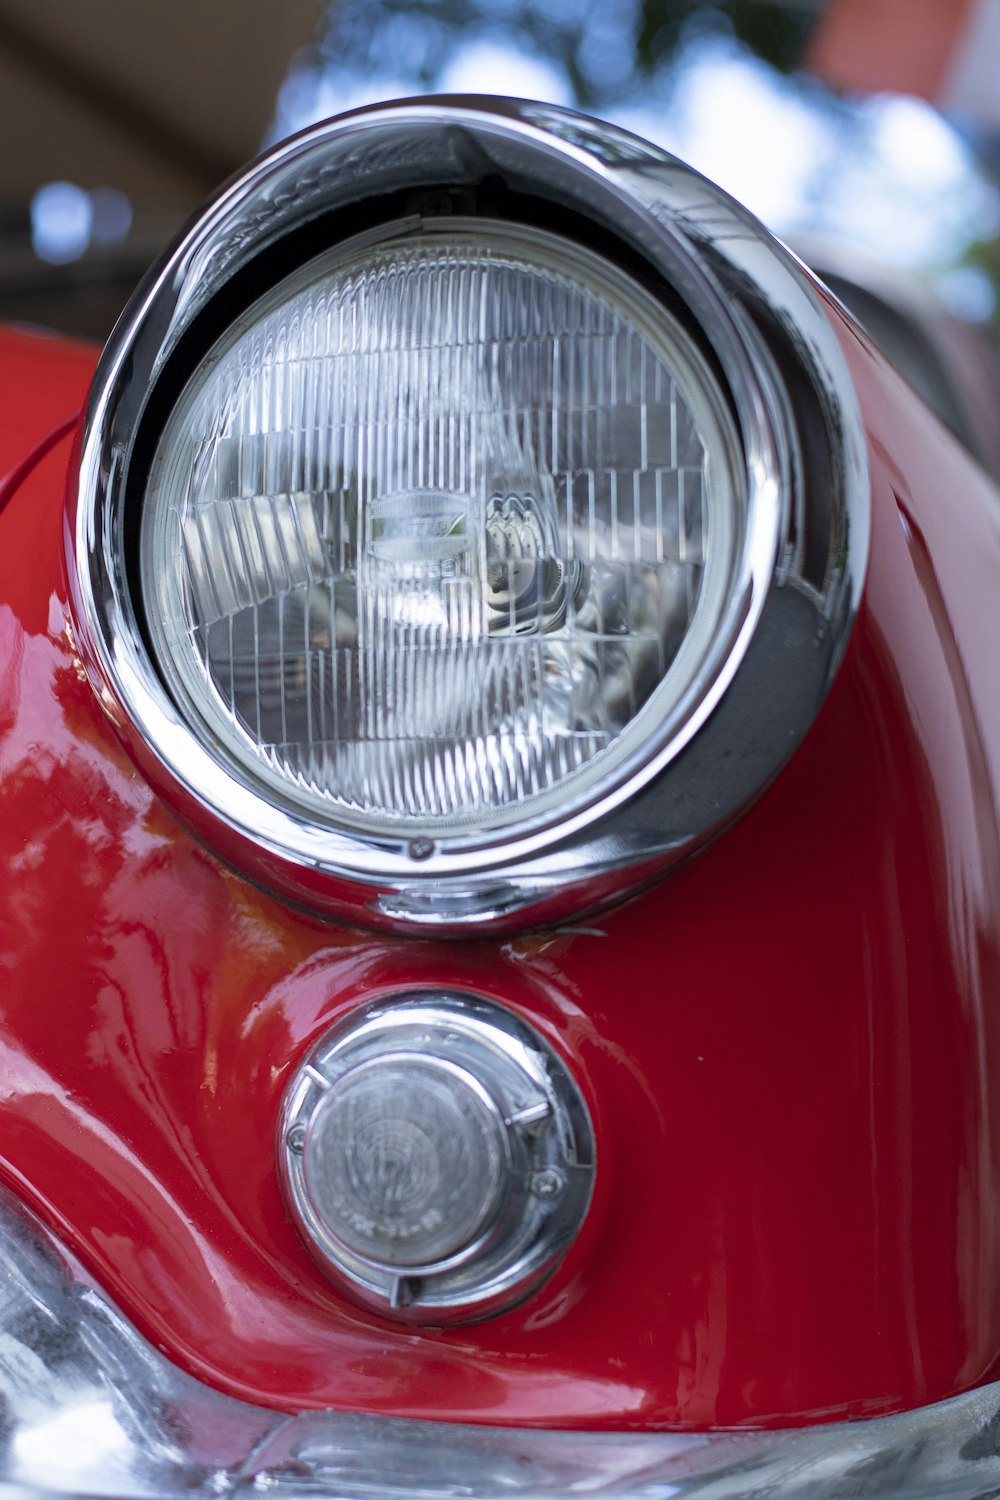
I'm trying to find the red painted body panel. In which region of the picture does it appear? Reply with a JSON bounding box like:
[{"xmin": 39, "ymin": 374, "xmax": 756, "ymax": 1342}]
[
  {"xmin": 0, "ymin": 325, "xmax": 95, "ymax": 509},
  {"xmin": 2, "ymin": 304, "xmax": 1000, "ymax": 1430}
]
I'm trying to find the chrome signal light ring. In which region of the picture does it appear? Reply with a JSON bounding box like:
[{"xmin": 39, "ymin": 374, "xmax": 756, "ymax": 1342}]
[{"xmin": 278, "ymin": 994, "xmax": 596, "ymax": 1323}]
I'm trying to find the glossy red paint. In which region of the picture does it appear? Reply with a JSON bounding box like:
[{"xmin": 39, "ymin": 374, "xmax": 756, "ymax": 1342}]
[
  {"xmin": 2, "ymin": 303, "xmax": 1000, "ymax": 1431},
  {"xmin": 0, "ymin": 325, "xmax": 95, "ymax": 512}
]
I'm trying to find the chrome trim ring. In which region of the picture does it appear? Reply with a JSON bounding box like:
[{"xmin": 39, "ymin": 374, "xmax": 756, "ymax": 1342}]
[
  {"xmin": 1, "ymin": 1180, "xmax": 999, "ymax": 1499},
  {"xmin": 278, "ymin": 994, "xmax": 595, "ymax": 1322},
  {"xmin": 70, "ymin": 98, "xmax": 869, "ymax": 932}
]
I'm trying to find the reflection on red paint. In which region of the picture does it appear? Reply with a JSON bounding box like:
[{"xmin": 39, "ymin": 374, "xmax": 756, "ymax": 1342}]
[{"xmin": 2, "ymin": 309, "xmax": 1000, "ymax": 1429}]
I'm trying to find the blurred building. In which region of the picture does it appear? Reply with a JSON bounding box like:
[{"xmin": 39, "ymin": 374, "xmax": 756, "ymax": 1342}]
[{"xmin": 0, "ymin": 0, "xmax": 321, "ymax": 341}]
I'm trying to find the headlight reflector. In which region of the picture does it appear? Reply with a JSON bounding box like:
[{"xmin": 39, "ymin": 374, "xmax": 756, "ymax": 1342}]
[{"xmin": 140, "ymin": 222, "xmax": 742, "ymax": 837}]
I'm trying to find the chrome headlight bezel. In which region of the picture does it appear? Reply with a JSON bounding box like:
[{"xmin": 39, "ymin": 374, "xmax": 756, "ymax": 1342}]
[{"xmin": 70, "ymin": 97, "xmax": 868, "ymax": 931}]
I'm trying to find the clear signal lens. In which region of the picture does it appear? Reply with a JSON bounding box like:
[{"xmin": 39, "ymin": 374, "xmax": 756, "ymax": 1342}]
[
  {"xmin": 303, "ymin": 1056, "xmax": 508, "ymax": 1271},
  {"xmin": 141, "ymin": 223, "xmax": 743, "ymax": 838}
]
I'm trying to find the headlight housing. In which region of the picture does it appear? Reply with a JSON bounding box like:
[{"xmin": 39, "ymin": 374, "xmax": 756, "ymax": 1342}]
[
  {"xmin": 141, "ymin": 221, "xmax": 743, "ymax": 841},
  {"xmin": 71, "ymin": 98, "xmax": 868, "ymax": 931}
]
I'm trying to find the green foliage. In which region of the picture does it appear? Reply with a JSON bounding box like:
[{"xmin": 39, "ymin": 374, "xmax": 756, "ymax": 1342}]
[
  {"xmin": 957, "ymin": 236, "xmax": 1000, "ymax": 331},
  {"xmin": 320, "ymin": 0, "xmax": 816, "ymax": 112},
  {"xmin": 634, "ymin": 2, "xmax": 813, "ymax": 82}
]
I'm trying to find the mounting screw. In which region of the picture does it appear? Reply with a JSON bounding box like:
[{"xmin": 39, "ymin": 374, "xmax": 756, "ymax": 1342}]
[
  {"xmin": 530, "ymin": 1168, "xmax": 564, "ymax": 1200},
  {"xmin": 408, "ymin": 837, "xmax": 435, "ymax": 861},
  {"xmin": 286, "ymin": 1123, "xmax": 307, "ymax": 1154}
]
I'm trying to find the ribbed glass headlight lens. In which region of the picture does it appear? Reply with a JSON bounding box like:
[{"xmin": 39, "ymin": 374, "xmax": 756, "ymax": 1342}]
[{"xmin": 141, "ymin": 221, "xmax": 743, "ymax": 838}]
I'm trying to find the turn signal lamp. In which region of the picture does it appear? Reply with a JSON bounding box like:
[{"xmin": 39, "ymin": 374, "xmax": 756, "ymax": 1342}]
[{"xmin": 279, "ymin": 995, "xmax": 595, "ymax": 1321}]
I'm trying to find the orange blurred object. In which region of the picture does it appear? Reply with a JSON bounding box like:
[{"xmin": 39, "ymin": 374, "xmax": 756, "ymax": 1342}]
[{"xmin": 809, "ymin": 0, "xmax": 1000, "ymax": 127}]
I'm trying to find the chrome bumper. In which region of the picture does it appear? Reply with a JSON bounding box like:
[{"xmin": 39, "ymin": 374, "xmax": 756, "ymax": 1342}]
[{"xmin": 1, "ymin": 1185, "xmax": 998, "ymax": 1499}]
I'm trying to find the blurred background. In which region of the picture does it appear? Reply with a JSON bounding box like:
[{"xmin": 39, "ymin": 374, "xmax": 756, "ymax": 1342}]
[{"xmin": 6, "ymin": 0, "xmax": 1000, "ymax": 348}]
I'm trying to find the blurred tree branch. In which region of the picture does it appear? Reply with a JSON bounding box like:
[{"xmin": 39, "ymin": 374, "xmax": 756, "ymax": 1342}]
[{"xmin": 321, "ymin": 0, "xmax": 822, "ymax": 112}]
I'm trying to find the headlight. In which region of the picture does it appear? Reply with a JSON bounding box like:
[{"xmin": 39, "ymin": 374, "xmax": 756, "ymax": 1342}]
[
  {"xmin": 71, "ymin": 99, "xmax": 868, "ymax": 931},
  {"xmin": 141, "ymin": 222, "xmax": 742, "ymax": 839}
]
